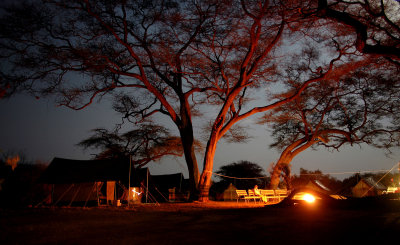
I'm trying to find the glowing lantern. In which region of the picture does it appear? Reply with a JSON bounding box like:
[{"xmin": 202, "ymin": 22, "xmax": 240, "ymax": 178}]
[
  {"xmin": 302, "ymin": 193, "xmax": 316, "ymax": 203},
  {"xmin": 132, "ymin": 188, "xmax": 142, "ymax": 196},
  {"xmin": 129, "ymin": 187, "xmax": 142, "ymax": 204}
]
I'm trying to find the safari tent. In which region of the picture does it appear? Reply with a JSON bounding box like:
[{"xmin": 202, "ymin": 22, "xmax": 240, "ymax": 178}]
[
  {"xmin": 351, "ymin": 177, "xmax": 387, "ymax": 197},
  {"xmin": 39, "ymin": 158, "xmax": 147, "ymax": 206},
  {"xmin": 39, "ymin": 158, "xmax": 188, "ymax": 206}
]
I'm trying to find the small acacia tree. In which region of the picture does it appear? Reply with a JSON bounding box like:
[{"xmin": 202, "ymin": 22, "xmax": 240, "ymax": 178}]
[
  {"xmin": 215, "ymin": 160, "xmax": 266, "ymax": 189},
  {"xmin": 210, "ymin": 160, "xmax": 266, "ymax": 199},
  {"xmin": 77, "ymin": 124, "xmax": 197, "ymax": 168},
  {"xmin": 261, "ymin": 59, "xmax": 400, "ymax": 189}
]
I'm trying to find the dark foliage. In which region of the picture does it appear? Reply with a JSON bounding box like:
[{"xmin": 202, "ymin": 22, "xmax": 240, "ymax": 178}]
[
  {"xmin": 210, "ymin": 160, "xmax": 268, "ymax": 199},
  {"xmin": 291, "ymin": 168, "xmax": 342, "ymax": 193},
  {"xmin": 0, "ymin": 162, "xmax": 49, "ymax": 208}
]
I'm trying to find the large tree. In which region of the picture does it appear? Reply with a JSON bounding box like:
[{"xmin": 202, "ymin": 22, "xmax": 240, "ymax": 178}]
[
  {"xmin": 185, "ymin": 0, "xmax": 371, "ymax": 200},
  {"xmin": 262, "ymin": 59, "xmax": 400, "ymax": 189},
  {"xmin": 0, "ymin": 0, "xmax": 396, "ymax": 201}
]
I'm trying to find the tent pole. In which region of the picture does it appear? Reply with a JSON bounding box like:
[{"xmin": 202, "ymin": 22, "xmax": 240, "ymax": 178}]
[
  {"xmin": 69, "ymin": 185, "xmax": 81, "ymax": 207},
  {"xmin": 146, "ymin": 168, "xmax": 149, "ymax": 203},
  {"xmin": 96, "ymin": 182, "xmax": 100, "ymax": 206},
  {"xmin": 84, "ymin": 183, "xmax": 96, "ymax": 207},
  {"xmin": 128, "ymin": 156, "xmax": 132, "ymax": 207},
  {"xmin": 51, "ymin": 184, "xmax": 54, "ymax": 206},
  {"xmin": 179, "ymin": 174, "xmax": 182, "ymax": 192},
  {"xmin": 114, "ymin": 181, "xmax": 117, "ymax": 201},
  {"xmin": 54, "ymin": 184, "xmax": 74, "ymax": 206}
]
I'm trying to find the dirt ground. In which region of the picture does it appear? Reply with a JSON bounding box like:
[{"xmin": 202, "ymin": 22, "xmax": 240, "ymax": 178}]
[{"xmin": 1, "ymin": 201, "xmax": 400, "ymax": 245}]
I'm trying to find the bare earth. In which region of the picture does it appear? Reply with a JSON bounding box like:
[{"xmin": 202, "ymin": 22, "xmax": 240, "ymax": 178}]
[{"xmin": 1, "ymin": 201, "xmax": 400, "ymax": 245}]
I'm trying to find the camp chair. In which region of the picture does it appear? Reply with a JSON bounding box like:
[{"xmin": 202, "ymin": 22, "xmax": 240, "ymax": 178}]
[
  {"xmin": 260, "ymin": 189, "xmax": 276, "ymax": 203},
  {"xmin": 275, "ymin": 189, "xmax": 288, "ymax": 201},
  {"xmin": 247, "ymin": 189, "xmax": 261, "ymax": 202},
  {"xmin": 235, "ymin": 190, "xmax": 249, "ymax": 202}
]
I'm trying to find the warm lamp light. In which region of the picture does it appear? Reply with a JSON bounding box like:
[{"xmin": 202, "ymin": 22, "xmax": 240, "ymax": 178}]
[
  {"xmin": 132, "ymin": 188, "xmax": 142, "ymax": 195},
  {"xmin": 303, "ymin": 193, "xmax": 316, "ymax": 203}
]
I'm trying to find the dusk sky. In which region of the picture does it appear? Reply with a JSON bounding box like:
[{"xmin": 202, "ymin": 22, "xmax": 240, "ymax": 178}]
[
  {"xmin": 2, "ymin": 93, "xmax": 399, "ymax": 180},
  {"xmin": 1, "ymin": 0, "xmax": 399, "ymax": 182}
]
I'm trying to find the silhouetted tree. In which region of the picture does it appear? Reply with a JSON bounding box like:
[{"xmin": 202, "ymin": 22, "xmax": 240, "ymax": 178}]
[
  {"xmin": 0, "ymin": 153, "xmax": 48, "ymax": 208},
  {"xmin": 78, "ymin": 124, "xmax": 202, "ymax": 168},
  {"xmin": 291, "ymin": 168, "xmax": 342, "ymax": 192},
  {"xmin": 78, "ymin": 124, "xmax": 201, "ymax": 168},
  {"xmin": 262, "ymin": 60, "xmax": 400, "ymax": 189},
  {"xmin": 210, "ymin": 160, "xmax": 267, "ymax": 198}
]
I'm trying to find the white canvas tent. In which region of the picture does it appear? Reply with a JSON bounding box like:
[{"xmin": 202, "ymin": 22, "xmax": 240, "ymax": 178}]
[
  {"xmin": 352, "ymin": 177, "xmax": 387, "ymax": 197},
  {"xmin": 223, "ymin": 183, "xmax": 238, "ymax": 201}
]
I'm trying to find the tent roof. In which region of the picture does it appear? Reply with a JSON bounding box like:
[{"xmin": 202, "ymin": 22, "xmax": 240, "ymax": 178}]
[
  {"xmin": 361, "ymin": 177, "xmax": 387, "ymax": 190},
  {"xmin": 39, "ymin": 157, "xmax": 141, "ymax": 184},
  {"xmin": 223, "ymin": 183, "xmax": 237, "ymax": 192},
  {"xmin": 313, "ymin": 180, "xmax": 331, "ymax": 192},
  {"xmin": 304, "ymin": 180, "xmax": 331, "ymax": 194}
]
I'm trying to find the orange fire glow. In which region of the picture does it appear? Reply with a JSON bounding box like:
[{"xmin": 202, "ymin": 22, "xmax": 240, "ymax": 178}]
[{"xmin": 302, "ymin": 193, "xmax": 316, "ymax": 203}]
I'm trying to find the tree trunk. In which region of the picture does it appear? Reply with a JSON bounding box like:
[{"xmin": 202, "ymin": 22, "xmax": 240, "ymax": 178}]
[
  {"xmin": 179, "ymin": 126, "xmax": 200, "ymax": 200},
  {"xmin": 197, "ymin": 130, "xmax": 219, "ymax": 202},
  {"xmin": 269, "ymin": 154, "xmax": 293, "ymax": 190},
  {"xmin": 177, "ymin": 100, "xmax": 200, "ymax": 201},
  {"xmin": 270, "ymin": 137, "xmax": 315, "ymax": 190}
]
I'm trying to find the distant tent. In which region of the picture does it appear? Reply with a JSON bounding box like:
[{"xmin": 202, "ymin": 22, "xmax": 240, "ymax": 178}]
[
  {"xmin": 352, "ymin": 177, "xmax": 387, "ymax": 197},
  {"xmin": 223, "ymin": 183, "xmax": 238, "ymax": 201}
]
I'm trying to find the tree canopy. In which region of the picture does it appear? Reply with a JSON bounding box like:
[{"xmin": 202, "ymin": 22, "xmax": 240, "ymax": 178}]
[
  {"xmin": 307, "ymin": 0, "xmax": 400, "ymax": 63},
  {"xmin": 210, "ymin": 160, "xmax": 267, "ymax": 198}
]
